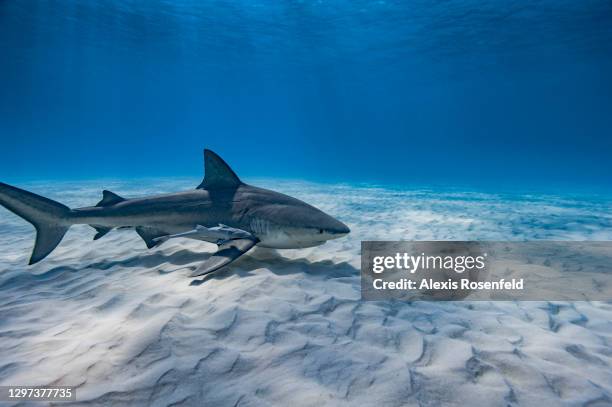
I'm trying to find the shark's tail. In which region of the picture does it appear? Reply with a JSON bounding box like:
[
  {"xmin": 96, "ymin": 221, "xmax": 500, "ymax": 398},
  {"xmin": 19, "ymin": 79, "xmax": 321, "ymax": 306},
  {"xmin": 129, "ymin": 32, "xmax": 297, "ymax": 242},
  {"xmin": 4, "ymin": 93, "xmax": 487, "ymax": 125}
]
[{"xmin": 0, "ymin": 182, "xmax": 72, "ymax": 264}]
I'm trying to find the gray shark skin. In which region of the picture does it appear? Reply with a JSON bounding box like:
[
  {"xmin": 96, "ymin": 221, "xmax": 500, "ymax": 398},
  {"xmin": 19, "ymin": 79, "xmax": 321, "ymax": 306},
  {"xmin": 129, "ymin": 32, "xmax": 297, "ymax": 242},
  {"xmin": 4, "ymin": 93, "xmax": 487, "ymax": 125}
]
[{"xmin": 0, "ymin": 150, "xmax": 350, "ymax": 276}]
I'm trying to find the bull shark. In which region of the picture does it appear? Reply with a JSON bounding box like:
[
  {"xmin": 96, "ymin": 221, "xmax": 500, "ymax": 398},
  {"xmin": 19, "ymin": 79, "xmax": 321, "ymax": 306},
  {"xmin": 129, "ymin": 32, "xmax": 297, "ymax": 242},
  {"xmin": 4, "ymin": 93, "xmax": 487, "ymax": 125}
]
[{"xmin": 0, "ymin": 150, "xmax": 350, "ymax": 277}]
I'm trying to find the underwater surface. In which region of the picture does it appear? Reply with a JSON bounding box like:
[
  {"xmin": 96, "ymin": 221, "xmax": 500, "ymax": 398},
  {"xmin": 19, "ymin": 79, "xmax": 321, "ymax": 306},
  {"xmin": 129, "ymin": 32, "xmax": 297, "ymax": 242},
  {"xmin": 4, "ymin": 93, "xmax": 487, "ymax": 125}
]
[
  {"xmin": 0, "ymin": 179, "xmax": 611, "ymax": 405},
  {"xmin": 1, "ymin": 1, "xmax": 612, "ymax": 190}
]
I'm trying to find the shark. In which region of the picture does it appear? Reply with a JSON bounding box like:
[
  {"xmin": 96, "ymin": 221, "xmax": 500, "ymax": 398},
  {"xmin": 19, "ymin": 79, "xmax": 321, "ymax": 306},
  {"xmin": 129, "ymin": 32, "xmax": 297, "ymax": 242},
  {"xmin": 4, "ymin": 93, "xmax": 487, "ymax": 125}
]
[{"xmin": 0, "ymin": 150, "xmax": 350, "ymax": 277}]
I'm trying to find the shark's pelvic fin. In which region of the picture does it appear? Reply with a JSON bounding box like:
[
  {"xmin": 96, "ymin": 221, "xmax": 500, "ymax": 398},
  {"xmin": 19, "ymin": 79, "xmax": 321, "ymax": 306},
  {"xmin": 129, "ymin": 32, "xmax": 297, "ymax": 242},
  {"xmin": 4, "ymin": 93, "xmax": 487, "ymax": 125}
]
[
  {"xmin": 135, "ymin": 227, "xmax": 167, "ymax": 249},
  {"xmin": 190, "ymin": 237, "xmax": 257, "ymax": 277},
  {"xmin": 96, "ymin": 190, "xmax": 125, "ymax": 207},
  {"xmin": 197, "ymin": 149, "xmax": 242, "ymax": 190},
  {"xmin": 91, "ymin": 225, "xmax": 112, "ymax": 240}
]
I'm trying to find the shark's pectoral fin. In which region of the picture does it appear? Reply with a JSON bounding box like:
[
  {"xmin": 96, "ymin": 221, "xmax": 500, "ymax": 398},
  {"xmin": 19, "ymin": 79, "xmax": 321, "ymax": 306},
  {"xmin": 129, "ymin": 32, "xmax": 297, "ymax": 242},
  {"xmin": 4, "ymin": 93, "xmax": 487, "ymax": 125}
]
[
  {"xmin": 136, "ymin": 227, "xmax": 167, "ymax": 249},
  {"xmin": 190, "ymin": 238, "xmax": 258, "ymax": 277},
  {"xmin": 91, "ymin": 225, "xmax": 112, "ymax": 240}
]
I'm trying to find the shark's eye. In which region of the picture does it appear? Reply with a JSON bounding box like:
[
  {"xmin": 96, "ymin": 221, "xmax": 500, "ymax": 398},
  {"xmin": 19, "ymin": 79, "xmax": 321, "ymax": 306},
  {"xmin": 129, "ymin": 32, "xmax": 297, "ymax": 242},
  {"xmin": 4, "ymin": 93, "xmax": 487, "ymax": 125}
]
[{"xmin": 319, "ymin": 229, "xmax": 324, "ymax": 234}]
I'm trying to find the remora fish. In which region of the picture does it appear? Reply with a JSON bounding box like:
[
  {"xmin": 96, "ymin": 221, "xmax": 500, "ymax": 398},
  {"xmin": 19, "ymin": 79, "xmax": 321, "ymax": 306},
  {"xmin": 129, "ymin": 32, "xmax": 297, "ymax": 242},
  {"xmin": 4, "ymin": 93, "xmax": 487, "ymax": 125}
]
[
  {"xmin": 0, "ymin": 150, "xmax": 350, "ymax": 276},
  {"xmin": 152, "ymin": 224, "xmax": 254, "ymax": 245}
]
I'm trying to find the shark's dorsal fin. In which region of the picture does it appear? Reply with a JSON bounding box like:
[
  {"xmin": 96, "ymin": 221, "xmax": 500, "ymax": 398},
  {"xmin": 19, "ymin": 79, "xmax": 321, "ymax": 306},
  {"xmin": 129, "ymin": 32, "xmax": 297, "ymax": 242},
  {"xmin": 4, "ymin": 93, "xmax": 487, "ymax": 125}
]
[
  {"xmin": 96, "ymin": 190, "xmax": 125, "ymax": 207},
  {"xmin": 197, "ymin": 149, "xmax": 241, "ymax": 190}
]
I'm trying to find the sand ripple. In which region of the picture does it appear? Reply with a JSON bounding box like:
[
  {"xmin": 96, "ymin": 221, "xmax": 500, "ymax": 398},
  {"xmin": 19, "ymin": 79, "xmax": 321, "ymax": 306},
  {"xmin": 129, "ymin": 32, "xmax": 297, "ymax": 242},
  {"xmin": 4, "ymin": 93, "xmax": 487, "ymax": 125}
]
[{"xmin": 0, "ymin": 179, "xmax": 611, "ymax": 406}]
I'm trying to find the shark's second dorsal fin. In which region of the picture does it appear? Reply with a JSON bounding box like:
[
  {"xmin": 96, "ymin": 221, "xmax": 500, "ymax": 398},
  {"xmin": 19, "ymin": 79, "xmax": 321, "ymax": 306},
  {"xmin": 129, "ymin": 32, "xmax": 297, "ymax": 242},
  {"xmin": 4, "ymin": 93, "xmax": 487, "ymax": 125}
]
[
  {"xmin": 96, "ymin": 190, "xmax": 125, "ymax": 207},
  {"xmin": 197, "ymin": 149, "xmax": 242, "ymax": 190}
]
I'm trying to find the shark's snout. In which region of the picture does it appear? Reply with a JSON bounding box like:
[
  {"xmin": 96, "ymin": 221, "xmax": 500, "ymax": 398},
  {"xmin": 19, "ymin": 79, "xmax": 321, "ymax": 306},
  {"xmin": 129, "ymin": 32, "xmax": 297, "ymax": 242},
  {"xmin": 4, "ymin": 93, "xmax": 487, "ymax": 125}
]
[
  {"xmin": 330, "ymin": 221, "xmax": 350, "ymax": 236},
  {"xmin": 322, "ymin": 219, "xmax": 350, "ymax": 240}
]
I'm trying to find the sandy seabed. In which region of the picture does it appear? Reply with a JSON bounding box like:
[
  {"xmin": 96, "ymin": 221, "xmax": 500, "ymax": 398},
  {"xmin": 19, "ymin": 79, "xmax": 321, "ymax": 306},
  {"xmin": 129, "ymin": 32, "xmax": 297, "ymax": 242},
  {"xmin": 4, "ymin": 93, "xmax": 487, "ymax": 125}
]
[{"xmin": 1, "ymin": 178, "xmax": 611, "ymax": 406}]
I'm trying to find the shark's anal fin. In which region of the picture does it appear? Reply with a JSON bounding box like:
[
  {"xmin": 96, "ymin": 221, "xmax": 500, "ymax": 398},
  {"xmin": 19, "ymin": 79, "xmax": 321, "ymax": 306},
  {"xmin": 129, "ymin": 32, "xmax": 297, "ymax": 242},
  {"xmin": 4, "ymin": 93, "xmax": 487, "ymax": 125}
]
[
  {"xmin": 136, "ymin": 227, "xmax": 167, "ymax": 249},
  {"xmin": 96, "ymin": 190, "xmax": 125, "ymax": 207},
  {"xmin": 190, "ymin": 237, "xmax": 257, "ymax": 277},
  {"xmin": 91, "ymin": 225, "xmax": 112, "ymax": 240},
  {"xmin": 197, "ymin": 149, "xmax": 242, "ymax": 190}
]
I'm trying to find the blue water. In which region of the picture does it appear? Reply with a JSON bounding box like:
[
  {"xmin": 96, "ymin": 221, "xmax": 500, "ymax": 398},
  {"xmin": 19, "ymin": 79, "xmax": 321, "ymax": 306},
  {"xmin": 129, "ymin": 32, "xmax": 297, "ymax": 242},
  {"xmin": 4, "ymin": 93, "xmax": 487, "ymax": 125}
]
[{"xmin": 1, "ymin": 1, "xmax": 611, "ymax": 192}]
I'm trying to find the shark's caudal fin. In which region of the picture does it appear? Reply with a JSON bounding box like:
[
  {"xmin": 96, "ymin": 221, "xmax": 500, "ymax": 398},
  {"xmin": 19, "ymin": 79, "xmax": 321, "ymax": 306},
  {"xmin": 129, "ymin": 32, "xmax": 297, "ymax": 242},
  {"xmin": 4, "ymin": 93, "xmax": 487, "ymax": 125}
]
[
  {"xmin": 0, "ymin": 183, "xmax": 72, "ymax": 264},
  {"xmin": 197, "ymin": 149, "xmax": 242, "ymax": 189}
]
